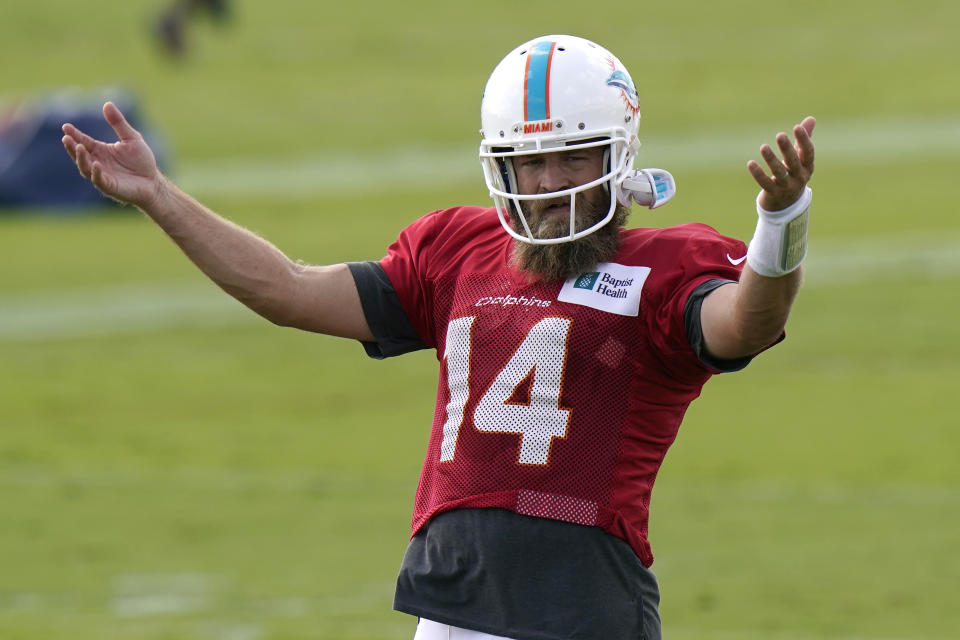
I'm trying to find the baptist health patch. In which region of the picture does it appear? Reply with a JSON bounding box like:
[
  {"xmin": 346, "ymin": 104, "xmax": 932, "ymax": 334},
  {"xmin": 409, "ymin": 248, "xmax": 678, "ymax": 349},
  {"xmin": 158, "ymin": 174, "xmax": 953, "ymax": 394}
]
[{"xmin": 558, "ymin": 262, "xmax": 651, "ymax": 316}]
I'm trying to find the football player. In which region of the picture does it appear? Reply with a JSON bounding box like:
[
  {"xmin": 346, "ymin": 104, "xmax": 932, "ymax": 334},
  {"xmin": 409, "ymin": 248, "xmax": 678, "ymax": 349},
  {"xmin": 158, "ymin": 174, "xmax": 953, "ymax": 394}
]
[{"xmin": 62, "ymin": 34, "xmax": 814, "ymax": 640}]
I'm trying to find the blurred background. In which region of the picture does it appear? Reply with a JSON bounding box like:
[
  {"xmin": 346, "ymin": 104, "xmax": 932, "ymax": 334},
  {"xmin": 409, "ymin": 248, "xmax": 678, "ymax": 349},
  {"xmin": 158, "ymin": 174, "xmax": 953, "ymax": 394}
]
[{"xmin": 1, "ymin": 1, "xmax": 958, "ymax": 638}]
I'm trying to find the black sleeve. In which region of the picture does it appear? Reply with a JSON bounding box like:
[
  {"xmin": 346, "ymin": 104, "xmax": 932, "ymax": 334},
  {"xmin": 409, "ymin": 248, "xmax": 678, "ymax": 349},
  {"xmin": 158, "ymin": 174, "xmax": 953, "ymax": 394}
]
[
  {"xmin": 347, "ymin": 261, "xmax": 429, "ymax": 360},
  {"xmin": 683, "ymin": 278, "xmax": 753, "ymax": 373}
]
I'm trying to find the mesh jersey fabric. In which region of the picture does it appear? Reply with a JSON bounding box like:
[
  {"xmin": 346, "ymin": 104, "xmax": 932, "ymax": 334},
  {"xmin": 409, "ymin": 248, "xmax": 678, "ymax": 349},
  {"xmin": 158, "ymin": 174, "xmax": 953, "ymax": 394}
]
[{"xmin": 378, "ymin": 206, "xmax": 750, "ymax": 567}]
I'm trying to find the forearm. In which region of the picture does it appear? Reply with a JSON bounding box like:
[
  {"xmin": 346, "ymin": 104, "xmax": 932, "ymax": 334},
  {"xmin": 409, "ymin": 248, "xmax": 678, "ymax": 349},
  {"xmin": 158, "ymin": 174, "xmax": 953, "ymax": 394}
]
[
  {"xmin": 141, "ymin": 175, "xmax": 307, "ymax": 325},
  {"xmin": 62, "ymin": 103, "xmax": 371, "ymax": 338},
  {"xmin": 703, "ymin": 112, "xmax": 816, "ymax": 361},
  {"xmin": 734, "ymin": 265, "xmax": 801, "ymax": 348},
  {"xmin": 700, "ymin": 267, "xmax": 801, "ymax": 360}
]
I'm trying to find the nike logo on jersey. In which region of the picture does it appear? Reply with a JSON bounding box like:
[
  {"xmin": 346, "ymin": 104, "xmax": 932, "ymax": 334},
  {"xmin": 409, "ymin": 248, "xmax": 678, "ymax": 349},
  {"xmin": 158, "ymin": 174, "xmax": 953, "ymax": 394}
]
[
  {"xmin": 726, "ymin": 253, "xmax": 747, "ymax": 266},
  {"xmin": 558, "ymin": 263, "xmax": 651, "ymax": 316}
]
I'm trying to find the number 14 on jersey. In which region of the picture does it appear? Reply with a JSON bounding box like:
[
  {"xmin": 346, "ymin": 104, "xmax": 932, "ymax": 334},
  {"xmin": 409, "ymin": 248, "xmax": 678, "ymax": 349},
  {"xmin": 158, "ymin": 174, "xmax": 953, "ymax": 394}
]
[{"xmin": 439, "ymin": 316, "xmax": 573, "ymax": 465}]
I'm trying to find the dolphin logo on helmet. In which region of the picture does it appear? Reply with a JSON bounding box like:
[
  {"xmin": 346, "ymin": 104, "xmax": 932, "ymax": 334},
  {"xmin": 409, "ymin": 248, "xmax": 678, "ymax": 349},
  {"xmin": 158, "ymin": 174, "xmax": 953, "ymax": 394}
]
[{"xmin": 606, "ymin": 69, "xmax": 641, "ymax": 114}]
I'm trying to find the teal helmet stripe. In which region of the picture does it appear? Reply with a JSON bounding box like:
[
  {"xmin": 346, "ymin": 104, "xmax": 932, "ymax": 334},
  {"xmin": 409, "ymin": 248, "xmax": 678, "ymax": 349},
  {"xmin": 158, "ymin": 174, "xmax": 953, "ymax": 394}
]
[{"xmin": 523, "ymin": 40, "xmax": 556, "ymax": 122}]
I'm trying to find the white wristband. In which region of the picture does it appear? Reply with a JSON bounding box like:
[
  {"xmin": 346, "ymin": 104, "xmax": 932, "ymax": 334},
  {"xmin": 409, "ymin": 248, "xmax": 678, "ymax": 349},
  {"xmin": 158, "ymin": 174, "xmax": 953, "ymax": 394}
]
[{"xmin": 746, "ymin": 187, "xmax": 812, "ymax": 277}]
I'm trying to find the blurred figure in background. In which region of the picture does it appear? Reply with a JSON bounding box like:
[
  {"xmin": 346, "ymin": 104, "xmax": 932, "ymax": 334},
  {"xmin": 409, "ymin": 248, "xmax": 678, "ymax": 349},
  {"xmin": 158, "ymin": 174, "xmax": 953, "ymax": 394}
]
[
  {"xmin": 0, "ymin": 90, "xmax": 166, "ymax": 210},
  {"xmin": 154, "ymin": 0, "xmax": 231, "ymax": 57}
]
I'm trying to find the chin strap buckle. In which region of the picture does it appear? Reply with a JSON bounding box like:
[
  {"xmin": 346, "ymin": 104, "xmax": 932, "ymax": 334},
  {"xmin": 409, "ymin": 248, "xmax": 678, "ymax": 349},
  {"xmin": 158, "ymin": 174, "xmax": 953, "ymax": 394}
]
[{"xmin": 617, "ymin": 169, "xmax": 676, "ymax": 209}]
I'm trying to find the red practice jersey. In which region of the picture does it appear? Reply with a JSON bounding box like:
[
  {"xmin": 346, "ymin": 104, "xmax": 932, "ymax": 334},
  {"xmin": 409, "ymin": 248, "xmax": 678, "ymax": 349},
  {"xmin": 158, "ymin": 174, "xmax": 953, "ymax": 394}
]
[{"xmin": 380, "ymin": 206, "xmax": 748, "ymax": 566}]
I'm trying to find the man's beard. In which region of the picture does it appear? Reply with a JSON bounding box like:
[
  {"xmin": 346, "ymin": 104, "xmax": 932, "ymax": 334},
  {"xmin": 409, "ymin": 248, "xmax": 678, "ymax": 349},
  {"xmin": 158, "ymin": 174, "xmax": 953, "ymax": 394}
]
[{"xmin": 510, "ymin": 192, "xmax": 629, "ymax": 282}]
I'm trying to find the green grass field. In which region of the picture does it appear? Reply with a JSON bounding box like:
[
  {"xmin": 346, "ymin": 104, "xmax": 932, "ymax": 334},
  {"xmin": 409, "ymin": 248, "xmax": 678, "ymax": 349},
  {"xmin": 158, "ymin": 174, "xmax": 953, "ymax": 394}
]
[{"xmin": 2, "ymin": 1, "xmax": 959, "ymax": 638}]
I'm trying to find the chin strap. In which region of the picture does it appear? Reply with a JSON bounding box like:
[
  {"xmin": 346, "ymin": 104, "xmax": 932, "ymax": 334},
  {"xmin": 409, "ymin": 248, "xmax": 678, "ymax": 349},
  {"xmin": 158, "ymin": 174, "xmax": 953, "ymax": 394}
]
[{"xmin": 616, "ymin": 168, "xmax": 676, "ymax": 209}]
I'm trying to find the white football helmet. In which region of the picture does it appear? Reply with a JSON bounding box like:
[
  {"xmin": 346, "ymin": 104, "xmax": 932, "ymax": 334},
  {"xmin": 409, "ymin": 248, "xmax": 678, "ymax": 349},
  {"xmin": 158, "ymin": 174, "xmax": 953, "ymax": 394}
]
[{"xmin": 479, "ymin": 35, "xmax": 642, "ymax": 244}]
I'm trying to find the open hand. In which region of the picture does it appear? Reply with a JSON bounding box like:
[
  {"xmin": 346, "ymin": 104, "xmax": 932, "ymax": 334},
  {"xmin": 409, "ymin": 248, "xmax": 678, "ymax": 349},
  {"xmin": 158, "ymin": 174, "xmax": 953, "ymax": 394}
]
[
  {"xmin": 61, "ymin": 102, "xmax": 163, "ymax": 209},
  {"xmin": 747, "ymin": 116, "xmax": 816, "ymax": 212}
]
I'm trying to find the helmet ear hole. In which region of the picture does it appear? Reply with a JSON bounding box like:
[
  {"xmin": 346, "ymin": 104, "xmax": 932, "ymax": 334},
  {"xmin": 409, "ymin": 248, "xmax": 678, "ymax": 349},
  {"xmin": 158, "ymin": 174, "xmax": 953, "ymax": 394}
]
[
  {"xmin": 497, "ymin": 159, "xmax": 510, "ymax": 193},
  {"xmin": 601, "ymin": 146, "xmax": 611, "ymax": 194},
  {"xmin": 496, "ymin": 157, "xmax": 517, "ymax": 194}
]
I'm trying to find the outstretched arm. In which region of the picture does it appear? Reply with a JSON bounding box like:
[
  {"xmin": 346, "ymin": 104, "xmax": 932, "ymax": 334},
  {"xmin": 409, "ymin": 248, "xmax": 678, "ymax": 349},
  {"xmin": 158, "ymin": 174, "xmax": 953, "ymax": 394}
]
[
  {"xmin": 62, "ymin": 102, "xmax": 374, "ymax": 340},
  {"xmin": 700, "ymin": 116, "xmax": 816, "ymax": 360}
]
